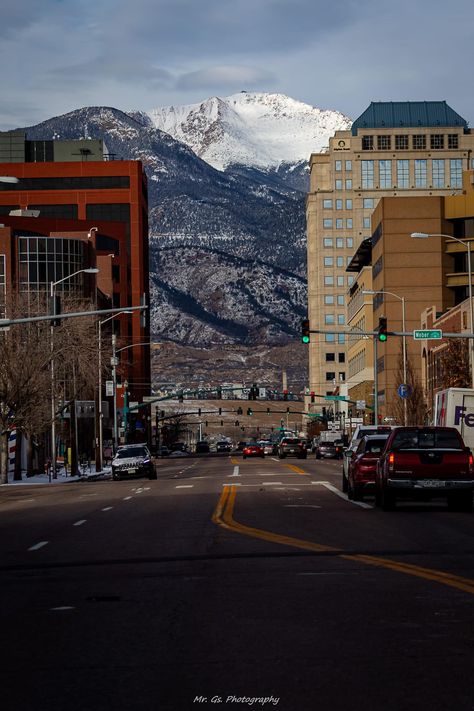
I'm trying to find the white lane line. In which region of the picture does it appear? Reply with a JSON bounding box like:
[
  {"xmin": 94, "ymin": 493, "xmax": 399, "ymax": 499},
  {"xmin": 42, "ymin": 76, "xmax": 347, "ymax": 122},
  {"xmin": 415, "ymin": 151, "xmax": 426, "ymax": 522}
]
[
  {"xmin": 229, "ymin": 466, "xmax": 240, "ymax": 477},
  {"xmin": 265, "ymin": 482, "xmax": 283, "ymax": 485},
  {"xmin": 28, "ymin": 541, "xmax": 49, "ymax": 551},
  {"xmin": 318, "ymin": 481, "xmax": 373, "ymax": 509},
  {"xmin": 284, "ymin": 504, "xmax": 322, "ymax": 509},
  {"xmin": 123, "ymin": 496, "xmax": 133, "ymax": 501},
  {"xmin": 190, "ymin": 476, "xmax": 209, "ymax": 480},
  {"xmin": 102, "ymin": 506, "xmax": 113, "ymax": 511},
  {"xmin": 50, "ymin": 606, "xmax": 76, "ymax": 611},
  {"xmin": 73, "ymin": 519, "xmax": 87, "ymax": 526},
  {"xmin": 176, "ymin": 485, "xmax": 194, "ymax": 489}
]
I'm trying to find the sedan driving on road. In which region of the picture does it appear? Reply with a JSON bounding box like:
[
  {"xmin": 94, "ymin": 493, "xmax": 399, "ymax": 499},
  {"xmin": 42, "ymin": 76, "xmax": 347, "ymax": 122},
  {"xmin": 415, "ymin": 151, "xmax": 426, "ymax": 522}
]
[
  {"xmin": 242, "ymin": 443, "xmax": 265, "ymax": 459},
  {"xmin": 347, "ymin": 434, "xmax": 389, "ymax": 501}
]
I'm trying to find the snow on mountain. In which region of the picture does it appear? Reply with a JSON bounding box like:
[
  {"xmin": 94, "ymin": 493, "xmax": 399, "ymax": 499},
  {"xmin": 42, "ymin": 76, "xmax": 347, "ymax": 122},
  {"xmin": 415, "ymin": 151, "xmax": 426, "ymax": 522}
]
[{"xmin": 146, "ymin": 92, "xmax": 351, "ymax": 171}]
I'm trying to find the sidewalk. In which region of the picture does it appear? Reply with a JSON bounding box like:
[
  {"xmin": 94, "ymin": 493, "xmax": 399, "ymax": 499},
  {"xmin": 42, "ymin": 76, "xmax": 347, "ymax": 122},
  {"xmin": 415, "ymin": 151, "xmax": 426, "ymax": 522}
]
[{"xmin": 3, "ymin": 464, "xmax": 112, "ymax": 486}]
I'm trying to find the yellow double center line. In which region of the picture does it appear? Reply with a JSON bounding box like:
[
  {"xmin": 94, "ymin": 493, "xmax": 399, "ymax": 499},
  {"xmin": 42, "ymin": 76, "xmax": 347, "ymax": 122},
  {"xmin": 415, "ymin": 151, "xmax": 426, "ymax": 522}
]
[{"xmin": 213, "ymin": 485, "xmax": 474, "ymax": 596}]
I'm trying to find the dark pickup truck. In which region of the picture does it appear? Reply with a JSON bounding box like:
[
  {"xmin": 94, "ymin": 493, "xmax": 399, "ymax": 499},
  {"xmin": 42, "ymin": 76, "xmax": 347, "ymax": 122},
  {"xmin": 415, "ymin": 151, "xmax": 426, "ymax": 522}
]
[{"xmin": 375, "ymin": 426, "xmax": 474, "ymax": 511}]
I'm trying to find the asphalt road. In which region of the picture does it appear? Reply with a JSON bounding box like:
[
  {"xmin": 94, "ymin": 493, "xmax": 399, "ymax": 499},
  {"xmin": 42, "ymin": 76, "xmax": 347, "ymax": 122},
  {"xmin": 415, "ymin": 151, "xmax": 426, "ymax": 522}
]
[{"xmin": 1, "ymin": 454, "xmax": 474, "ymax": 711}]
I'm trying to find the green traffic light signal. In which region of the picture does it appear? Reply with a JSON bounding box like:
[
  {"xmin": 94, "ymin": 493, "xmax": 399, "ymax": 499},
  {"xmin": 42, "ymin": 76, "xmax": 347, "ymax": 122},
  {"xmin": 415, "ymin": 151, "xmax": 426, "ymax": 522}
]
[
  {"xmin": 378, "ymin": 316, "xmax": 388, "ymax": 342},
  {"xmin": 301, "ymin": 318, "xmax": 310, "ymax": 344},
  {"xmin": 378, "ymin": 333, "xmax": 387, "ymax": 342}
]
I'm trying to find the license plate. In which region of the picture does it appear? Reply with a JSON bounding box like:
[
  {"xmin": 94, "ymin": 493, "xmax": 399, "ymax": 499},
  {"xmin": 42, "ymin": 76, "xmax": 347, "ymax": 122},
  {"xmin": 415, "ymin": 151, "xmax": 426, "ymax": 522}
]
[
  {"xmin": 421, "ymin": 480, "xmax": 445, "ymax": 488},
  {"xmin": 127, "ymin": 468, "xmax": 137, "ymax": 474}
]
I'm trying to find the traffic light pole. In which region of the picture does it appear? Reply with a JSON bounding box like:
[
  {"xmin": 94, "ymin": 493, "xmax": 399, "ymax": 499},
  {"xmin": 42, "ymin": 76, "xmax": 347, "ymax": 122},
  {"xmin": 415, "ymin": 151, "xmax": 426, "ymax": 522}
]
[{"xmin": 373, "ymin": 336, "xmax": 379, "ymax": 425}]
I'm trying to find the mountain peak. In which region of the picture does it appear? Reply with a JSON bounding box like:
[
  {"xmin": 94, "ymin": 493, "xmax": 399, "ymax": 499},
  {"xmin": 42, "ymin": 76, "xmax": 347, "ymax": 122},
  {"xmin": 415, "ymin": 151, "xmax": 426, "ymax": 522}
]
[{"xmin": 147, "ymin": 92, "xmax": 352, "ymax": 171}]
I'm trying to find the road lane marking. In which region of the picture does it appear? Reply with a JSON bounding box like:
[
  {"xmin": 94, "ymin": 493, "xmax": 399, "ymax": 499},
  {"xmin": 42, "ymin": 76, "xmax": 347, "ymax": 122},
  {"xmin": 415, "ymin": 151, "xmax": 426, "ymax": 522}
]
[
  {"xmin": 50, "ymin": 606, "xmax": 75, "ymax": 611},
  {"xmin": 28, "ymin": 541, "xmax": 49, "ymax": 551},
  {"xmin": 123, "ymin": 496, "xmax": 133, "ymax": 500},
  {"xmin": 213, "ymin": 485, "xmax": 474, "ymax": 597},
  {"xmin": 176, "ymin": 485, "xmax": 194, "ymax": 489},
  {"xmin": 102, "ymin": 507, "xmax": 113, "ymax": 511},
  {"xmin": 265, "ymin": 482, "xmax": 283, "ymax": 485},
  {"xmin": 285, "ymin": 504, "xmax": 322, "ymax": 509},
  {"xmin": 285, "ymin": 464, "xmax": 308, "ymax": 475},
  {"xmin": 319, "ymin": 481, "xmax": 373, "ymax": 509},
  {"xmin": 73, "ymin": 520, "xmax": 87, "ymax": 526},
  {"xmin": 229, "ymin": 466, "xmax": 240, "ymax": 477}
]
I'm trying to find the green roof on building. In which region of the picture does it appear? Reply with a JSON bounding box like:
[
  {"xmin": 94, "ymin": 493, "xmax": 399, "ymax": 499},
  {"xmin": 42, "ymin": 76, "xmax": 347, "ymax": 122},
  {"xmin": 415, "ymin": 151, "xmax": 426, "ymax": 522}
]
[{"xmin": 351, "ymin": 101, "xmax": 468, "ymax": 136}]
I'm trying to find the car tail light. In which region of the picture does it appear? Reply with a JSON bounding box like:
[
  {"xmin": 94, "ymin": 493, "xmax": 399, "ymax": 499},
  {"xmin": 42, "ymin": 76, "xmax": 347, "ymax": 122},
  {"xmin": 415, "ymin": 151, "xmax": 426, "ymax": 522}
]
[
  {"xmin": 469, "ymin": 453, "xmax": 474, "ymax": 475},
  {"xmin": 388, "ymin": 452, "xmax": 395, "ymax": 472}
]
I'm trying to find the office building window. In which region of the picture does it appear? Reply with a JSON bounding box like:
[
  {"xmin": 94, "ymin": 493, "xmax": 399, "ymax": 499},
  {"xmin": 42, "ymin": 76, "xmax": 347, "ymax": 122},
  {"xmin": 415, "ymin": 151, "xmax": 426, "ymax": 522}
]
[
  {"xmin": 379, "ymin": 160, "xmax": 392, "ymax": 188},
  {"xmin": 336, "ymin": 219, "xmax": 343, "ymax": 229},
  {"xmin": 415, "ymin": 159, "xmax": 427, "ymax": 188},
  {"xmin": 347, "ymin": 276, "xmax": 355, "ymax": 286},
  {"xmin": 345, "ymin": 179, "xmax": 352, "ymax": 189},
  {"xmin": 363, "ymin": 217, "xmax": 371, "ymax": 229},
  {"xmin": 377, "ymin": 135, "xmax": 391, "ymax": 150},
  {"xmin": 337, "ymin": 315, "xmax": 345, "ymax": 325},
  {"xmin": 335, "ymin": 179, "xmax": 343, "ymax": 190},
  {"xmin": 324, "ymin": 276, "xmax": 334, "ymax": 286},
  {"xmin": 336, "ymin": 238, "xmax": 344, "ymax": 248},
  {"xmin": 323, "ymin": 218, "xmax": 333, "ymax": 228},
  {"xmin": 346, "ymin": 238, "xmax": 353, "ymax": 249},
  {"xmin": 336, "ymin": 256, "xmax": 344, "ymax": 267},
  {"xmin": 362, "ymin": 135, "xmax": 374, "ymax": 150},
  {"xmin": 326, "ymin": 353, "xmax": 335, "ymax": 362},
  {"xmin": 326, "ymin": 372, "xmax": 336, "ymax": 381},
  {"xmin": 337, "ymin": 295, "xmax": 345, "ymax": 305},
  {"xmin": 325, "ymin": 334, "xmax": 335, "ymax": 343},
  {"xmin": 363, "ymin": 198, "xmax": 374, "ymax": 209},
  {"xmin": 324, "ymin": 257, "xmax": 334, "ymax": 267},
  {"xmin": 325, "ymin": 315, "xmax": 335, "ymax": 325},
  {"xmin": 346, "ymin": 218, "xmax": 353, "ymax": 229},
  {"xmin": 432, "ymin": 159, "xmax": 445, "ymax": 188},
  {"xmin": 339, "ymin": 353, "xmax": 345, "ymax": 363},
  {"xmin": 335, "ymin": 199, "xmax": 343, "ymax": 210},
  {"xmin": 430, "ymin": 134, "xmax": 444, "ymax": 149},
  {"xmin": 323, "ymin": 199, "xmax": 333, "ymax": 208},
  {"xmin": 397, "ymin": 159, "xmax": 409, "ymax": 188},
  {"xmin": 337, "ymin": 276, "xmax": 344, "ymax": 286},
  {"xmin": 335, "ymin": 160, "xmax": 342, "ymax": 171},
  {"xmin": 361, "ymin": 161, "xmax": 374, "ymax": 188},
  {"xmin": 323, "ymin": 237, "xmax": 333, "ymax": 247},
  {"xmin": 345, "ymin": 160, "xmax": 352, "ymax": 171},
  {"xmin": 324, "ymin": 295, "xmax": 334, "ymax": 305},
  {"xmin": 448, "ymin": 134, "xmax": 459, "ymax": 149},
  {"xmin": 395, "ymin": 135, "xmax": 409, "ymax": 150},
  {"xmin": 345, "ymin": 199, "xmax": 352, "ymax": 210},
  {"xmin": 412, "ymin": 135, "xmax": 426, "ymax": 150},
  {"xmin": 450, "ymin": 159, "xmax": 463, "ymax": 188},
  {"xmin": 338, "ymin": 334, "xmax": 345, "ymax": 344}
]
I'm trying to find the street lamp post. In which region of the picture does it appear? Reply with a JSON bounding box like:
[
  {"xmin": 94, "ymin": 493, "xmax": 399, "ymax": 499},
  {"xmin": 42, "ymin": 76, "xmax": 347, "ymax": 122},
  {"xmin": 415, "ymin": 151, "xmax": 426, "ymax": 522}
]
[
  {"xmin": 363, "ymin": 289, "xmax": 407, "ymax": 425},
  {"xmin": 50, "ymin": 267, "xmax": 99, "ymax": 480},
  {"xmin": 111, "ymin": 340, "xmax": 150, "ymax": 450},
  {"xmin": 411, "ymin": 232, "xmax": 474, "ymax": 388},
  {"xmin": 97, "ymin": 311, "xmax": 133, "ymax": 471}
]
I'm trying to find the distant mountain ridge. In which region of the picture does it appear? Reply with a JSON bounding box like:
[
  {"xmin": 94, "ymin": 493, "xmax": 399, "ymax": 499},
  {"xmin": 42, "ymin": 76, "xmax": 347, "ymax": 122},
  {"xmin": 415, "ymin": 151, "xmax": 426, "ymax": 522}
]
[{"xmin": 18, "ymin": 94, "xmax": 352, "ymax": 350}]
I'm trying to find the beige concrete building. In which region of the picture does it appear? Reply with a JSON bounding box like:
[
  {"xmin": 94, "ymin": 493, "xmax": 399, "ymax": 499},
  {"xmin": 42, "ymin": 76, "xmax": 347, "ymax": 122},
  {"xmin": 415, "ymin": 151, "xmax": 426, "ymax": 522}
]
[{"xmin": 306, "ymin": 101, "xmax": 474, "ymax": 414}]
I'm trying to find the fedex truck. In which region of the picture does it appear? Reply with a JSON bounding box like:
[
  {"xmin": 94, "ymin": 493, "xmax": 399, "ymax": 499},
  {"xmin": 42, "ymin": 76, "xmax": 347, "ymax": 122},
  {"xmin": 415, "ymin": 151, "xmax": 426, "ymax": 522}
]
[{"xmin": 434, "ymin": 388, "xmax": 474, "ymax": 450}]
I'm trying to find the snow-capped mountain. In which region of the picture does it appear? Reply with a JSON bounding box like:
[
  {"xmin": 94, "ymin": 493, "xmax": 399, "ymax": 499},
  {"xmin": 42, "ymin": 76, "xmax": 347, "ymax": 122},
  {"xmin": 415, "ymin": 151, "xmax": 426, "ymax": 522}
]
[{"xmin": 145, "ymin": 92, "xmax": 351, "ymax": 172}]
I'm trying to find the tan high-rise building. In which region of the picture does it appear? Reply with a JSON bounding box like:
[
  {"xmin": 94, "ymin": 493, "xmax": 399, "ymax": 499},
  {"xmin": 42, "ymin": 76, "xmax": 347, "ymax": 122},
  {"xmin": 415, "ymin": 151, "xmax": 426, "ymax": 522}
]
[{"xmin": 306, "ymin": 101, "xmax": 474, "ymax": 410}]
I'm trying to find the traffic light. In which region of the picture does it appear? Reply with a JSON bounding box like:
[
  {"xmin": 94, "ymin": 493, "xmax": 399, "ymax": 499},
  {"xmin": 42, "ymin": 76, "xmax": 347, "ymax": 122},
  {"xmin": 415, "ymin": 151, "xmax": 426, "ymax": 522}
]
[
  {"xmin": 218, "ymin": 407, "xmax": 222, "ymax": 415},
  {"xmin": 237, "ymin": 407, "xmax": 243, "ymax": 416},
  {"xmin": 378, "ymin": 316, "xmax": 388, "ymax": 342},
  {"xmin": 247, "ymin": 407, "xmax": 253, "ymax": 416},
  {"xmin": 198, "ymin": 408, "xmax": 201, "ymax": 416},
  {"xmin": 283, "ymin": 390, "xmax": 288, "ymax": 401},
  {"xmin": 50, "ymin": 294, "xmax": 61, "ymax": 327},
  {"xmin": 301, "ymin": 318, "xmax": 310, "ymax": 344}
]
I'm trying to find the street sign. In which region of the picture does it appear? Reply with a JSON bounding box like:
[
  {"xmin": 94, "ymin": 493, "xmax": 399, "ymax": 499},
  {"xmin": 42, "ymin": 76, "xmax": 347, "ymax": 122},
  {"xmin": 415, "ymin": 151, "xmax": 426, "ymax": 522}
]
[
  {"xmin": 106, "ymin": 380, "xmax": 114, "ymax": 396},
  {"xmin": 356, "ymin": 400, "xmax": 366, "ymax": 409},
  {"xmin": 324, "ymin": 395, "xmax": 347, "ymax": 401},
  {"xmin": 413, "ymin": 329, "xmax": 442, "ymax": 340},
  {"xmin": 397, "ymin": 384, "xmax": 412, "ymax": 399}
]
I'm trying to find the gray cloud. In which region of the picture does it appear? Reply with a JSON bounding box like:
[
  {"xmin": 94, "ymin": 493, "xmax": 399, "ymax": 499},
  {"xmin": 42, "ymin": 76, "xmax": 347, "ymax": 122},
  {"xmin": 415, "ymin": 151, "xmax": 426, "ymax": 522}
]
[{"xmin": 176, "ymin": 65, "xmax": 275, "ymax": 91}]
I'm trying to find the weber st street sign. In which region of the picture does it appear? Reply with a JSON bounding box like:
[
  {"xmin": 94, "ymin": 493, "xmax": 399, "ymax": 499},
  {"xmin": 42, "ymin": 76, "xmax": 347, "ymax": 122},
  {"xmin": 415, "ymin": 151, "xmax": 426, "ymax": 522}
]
[{"xmin": 413, "ymin": 329, "xmax": 442, "ymax": 340}]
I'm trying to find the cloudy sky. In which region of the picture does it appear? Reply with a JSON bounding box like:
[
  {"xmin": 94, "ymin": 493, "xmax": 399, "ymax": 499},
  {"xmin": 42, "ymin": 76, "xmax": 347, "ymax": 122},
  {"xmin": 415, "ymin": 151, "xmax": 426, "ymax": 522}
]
[{"xmin": 2, "ymin": 0, "xmax": 473, "ymax": 129}]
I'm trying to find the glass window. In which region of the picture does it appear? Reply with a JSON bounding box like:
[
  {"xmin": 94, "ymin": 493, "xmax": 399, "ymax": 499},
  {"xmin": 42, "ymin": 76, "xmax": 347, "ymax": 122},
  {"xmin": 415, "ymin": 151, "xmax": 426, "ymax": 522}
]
[
  {"xmin": 338, "ymin": 353, "xmax": 345, "ymax": 363},
  {"xmin": 448, "ymin": 134, "xmax": 459, "ymax": 149},
  {"xmin": 395, "ymin": 135, "xmax": 409, "ymax": 150},
  {"xmin": 432, "ymin": 159, "xmax": 445, "ymax": 188},
  {"xmin": 397, "ymin": 159, "xmax": 409, "ymax": 189},
  {"xmin": 336, "ymin": 219, "xmax": 343, "ymax": 229},
  {"xmin": 430, "ymin": 134, "xmax": 444, "ymax": 150},
  {"xmin": 325, "ymin": 314, "xmax": 335, "ymax": 325},
  {"xmin": 346, "ymin": 238, "xmax": 353, "ymax": 249},
  {"xmin": 361, "ymin": 161, "xmax": 374, "ymax": 188},
  {"xmin": 346, "ymin": 218, "xmax": 353, "ymax": 229},
  {"xmin": 338, "ymin": 334, "xmax": 345, "ymax": 344},
  {"xmin": 377, "ymin": 135, "xmax": 391, "ymax": 150},
  {"xmin": 335, "ymin": 199, "xmax": 343, "ymax": 210},
  {"xmin": 335, "ymin": 160, "xmax": 342, "ymax": 171},
  {"xmin": 326, "ymin": 353, "xmax": 335, "ymax": 362},
  {"xmin": 324, "ymin": 295, "xmax": 335, "ymax": 305},
  {"xmin": 324, "ymin": 276, "xmax": 334, "ymax": 286},
  {"xmin": 450, "ymin": 159, "xmax": 463, "ymax": 188},
  {"xmin": 335, "ymin": 179, "xmax": 343, "ymax": 190},
  {"xmin": 336, "ymin": 256, "xmax": 344, "ymax": 267},
  {"xmin": 415, "ymin": 159, "xmax": 427, "ymax": 188},
  {"xmin": 363, "ymin": 198, "xmax": 374, "ymax": 209},
  {"xmin": 347, "ymin": 276, "xmax": 355, "ymax": 286},
  {"xmin": 337, "ymin": 295, "xmax": 345, "ymax": 305},
  {"xmin": 379, "ymin": 160, "xmax": 392, "ymax": 188},
  {"xmin": 325, "ymin": 333, "xmax": 335, "ymax": 343},
  {"xmin": 362, "ymin": 135, "xmax": 374, "ymax": 150},
  {"xmin": 324, "ymin": 257, "xmax": 334, "ymax": 266},
  {"xmin": 345, "ymin": 160, "xmax": 352, "ymax": 171},
  {"xmin": 363, "ymin": 217, "xmax": 371, "ymax": 229},
  {"xmin": 336, "ymin": 238, "xmax": 344, "ymax": 248},
  {"xmin": 323, "ymin": 199, "xmax": 333, "ymax": 208},
  {"xmin": 412, "ymin": 134, "xmax": 426, "ymax": 150},
  {"xmin": 323, "ymin": 237, "xmax": 333, "ymax": 247},
  {"xmin": 337, "ymin": 315, "xmax": 345, "ymax": 325},
  {"xmin": 345, "ymin": 199, "xmax": 352, "ymax": 210},
  {"xmin": 323, "ymin": 218, "xmax": 333, "ymax": 228},
  {"xmin": 337, "ymin": 276, "xmax": 344, "ymax": 286},
  {"xmin": 326, "ymin": 372, "xmax": 336, "ymax": 381},
  {"xmin": 345, "ymin": 179, "xmax": 352, "ymax": 190}
]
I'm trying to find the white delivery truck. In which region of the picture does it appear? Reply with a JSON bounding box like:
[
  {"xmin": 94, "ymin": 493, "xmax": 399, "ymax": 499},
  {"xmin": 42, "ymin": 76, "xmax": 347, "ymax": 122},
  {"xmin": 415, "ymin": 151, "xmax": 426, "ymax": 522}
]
[{"xmin": 434, "ymin": 388, "xmax": 474, "ymax": 450}]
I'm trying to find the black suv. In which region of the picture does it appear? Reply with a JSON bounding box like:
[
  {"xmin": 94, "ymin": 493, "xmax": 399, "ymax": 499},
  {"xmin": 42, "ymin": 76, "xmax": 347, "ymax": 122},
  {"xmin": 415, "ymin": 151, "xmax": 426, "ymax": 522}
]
[
  {"xmin": 277, "ymin": 437, "xmax": 307, "ymax": 459},
  {"xmin": 111, "ymin": 445, "xmax": 156, "ymax": 480}
]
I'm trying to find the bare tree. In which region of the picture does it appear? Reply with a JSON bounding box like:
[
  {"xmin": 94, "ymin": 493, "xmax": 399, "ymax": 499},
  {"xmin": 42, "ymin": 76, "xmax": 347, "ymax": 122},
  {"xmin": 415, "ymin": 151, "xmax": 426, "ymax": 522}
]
[
  {"xmin": 440, "ymin": 338, "xmax": 470, "ymax": 388},
  {"xmin": 392, "ymin": 347, "xmax": 427, "ymax": 425}
]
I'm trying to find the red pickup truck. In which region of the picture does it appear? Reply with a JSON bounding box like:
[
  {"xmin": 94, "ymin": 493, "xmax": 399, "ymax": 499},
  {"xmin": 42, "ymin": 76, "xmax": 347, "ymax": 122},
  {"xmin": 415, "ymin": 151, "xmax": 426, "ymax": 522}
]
[{"xmin": 375, "ymin": 426, "xmax": 474, "ymax": 511}]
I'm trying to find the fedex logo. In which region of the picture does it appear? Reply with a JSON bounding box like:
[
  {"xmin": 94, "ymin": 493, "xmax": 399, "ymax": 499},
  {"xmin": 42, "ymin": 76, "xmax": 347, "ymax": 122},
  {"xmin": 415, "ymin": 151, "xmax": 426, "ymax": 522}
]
[{"xmin": 454, "ymin": 406, "xmax": 474, "ymax": 427}]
